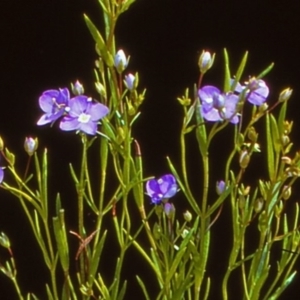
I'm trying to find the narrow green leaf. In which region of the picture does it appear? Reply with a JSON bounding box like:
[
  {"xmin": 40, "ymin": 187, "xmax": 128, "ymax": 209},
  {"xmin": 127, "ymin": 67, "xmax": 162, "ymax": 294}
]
[
  {"xmin": 45, "ymin": 284, "xmax": 54, "ymax": 300},
  {"xmin": 53, "ymin": 212, "xmax": 69, "ymax": 272},
  {"xmin": 195, "ymin": 98, "xmax": 207, "ymax": 157},
  {"xmin": 120, "ymin": 0, "xmax": 137, "ymax": 13},
  {"xmin": 83, "ymin": 14, "xmax": 114, "ymax": 67},
  {"xmin": 166, "ymin": 247, "xmax": 187, "ymax": 282},
  {"xmin": 89, "ymin": 230, "xmax": 107, "ymax": 285},
  {"xmin": 231, "ymin": 51, "xmax": 248, "ymax": 91},
  {"xmin": 266, "ymin": 113, "xmax": 275, "ymax": 180},
  {"xmin": 207, "ymin": 183, "xmax": 233, "ymax": 216},
  {"xmin": 269, "ymin": 271, "xmax": 297, "ymax": 299},
  {"xmin": 256, "ymin": 62, "xmax": 274, "ymax": 79},
  {"xmin": 278, "ymin": 100, "xmax": 287, "ymax": 136},
  {"xmin": 136, "ymin": 276, "xmax": 151, "ymax": 300},
  {"xmin": 116, "ymin": 280, "xmax": 127, "ymax": 300},
  {"xmin": 270, "ymin": 114, "xmax": 281, "ymax": 153},
  {"xmin": 223, "ymin": 48, "xmax": 231, "ymax": 92}
]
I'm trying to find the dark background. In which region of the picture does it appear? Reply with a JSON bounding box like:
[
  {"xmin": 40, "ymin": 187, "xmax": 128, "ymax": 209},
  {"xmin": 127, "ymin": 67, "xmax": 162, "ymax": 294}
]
[{"xmin": 1, "ymin": 0, "xmax": 300, "ymax": 298}]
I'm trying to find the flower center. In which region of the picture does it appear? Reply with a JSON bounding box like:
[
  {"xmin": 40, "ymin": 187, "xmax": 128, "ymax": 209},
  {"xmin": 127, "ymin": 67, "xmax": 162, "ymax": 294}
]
[{"xmin": 78, "ymin": 113, "xmax": 91, "ymax": 123}]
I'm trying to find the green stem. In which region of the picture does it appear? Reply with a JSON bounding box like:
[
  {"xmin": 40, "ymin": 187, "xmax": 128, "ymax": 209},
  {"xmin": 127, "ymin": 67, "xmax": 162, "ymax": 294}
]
[
  {"xmin": 78, "ymin": 134, "xmax": 88, "ymax": 283},
  {"xmin": 194, "ymin": 152, "xmax": 210, "ymax": 299}
]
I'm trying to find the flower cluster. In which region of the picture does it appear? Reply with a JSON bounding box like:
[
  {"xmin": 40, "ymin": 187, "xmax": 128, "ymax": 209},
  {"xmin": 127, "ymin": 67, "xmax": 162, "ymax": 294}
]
[
  {"xmin": 198, "ymin": 78, "xmax": 269, "ymax": 123},
  {"xmin": 37, "ymin": 86, "xmax": 109, "ymax": 135}
]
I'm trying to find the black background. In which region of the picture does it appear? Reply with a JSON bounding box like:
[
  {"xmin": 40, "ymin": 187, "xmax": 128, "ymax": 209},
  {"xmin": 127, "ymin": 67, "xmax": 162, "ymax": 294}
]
[{"xmin": 1, "ymin": 0, "xmax": 300, "ymax": 299}]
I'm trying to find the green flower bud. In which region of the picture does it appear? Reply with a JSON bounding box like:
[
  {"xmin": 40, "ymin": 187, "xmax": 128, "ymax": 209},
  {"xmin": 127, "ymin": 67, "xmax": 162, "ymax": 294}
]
[
  {"xmin": 0, "ymin": 136, "xmax": 4, "ymax": 151},
  {"xmin": 95, "ymin": 82, "xmax": 107, "ymax": 98},
  {"xmin": 239, "ymin": 150, "xmax": 250, "ymax": 169},
  {"xmin": 254, "ymin": 198, "xmax": 264, "ymax": 213},
  {"xmin": 248, "ymin": 126, "xmax": 258, "ymax": 143},
  {"xmin": 183, "ymin": 210, "xmax": 192, "ymax": 222},
  {"xmin": 0, "ymin": 232, "xmax": 10, "ymax": 249},
  {"xmin": 282, "ymin": 185, "xmax": 292, "ymax": 200}
]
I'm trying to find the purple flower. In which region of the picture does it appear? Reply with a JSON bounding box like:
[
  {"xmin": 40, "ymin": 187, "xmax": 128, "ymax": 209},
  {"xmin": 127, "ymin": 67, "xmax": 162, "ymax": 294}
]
[
  {"xmin": 146, "ymin": 174, "xmax": 178, "ymax": 204},
  {"xmin": 233, "ymin": 78, "xmax": 269, "ymax": 106},
  {"xmin": 0, "ymin": 167, "xmax": 3, "ymax": 183},
  {"xmin": 59, "ymin": 96, "xmax": 109, "ymax": 135},
  {"xmin": 198, "ymin": 86, "xmax": 239, "ymax": 124},
  {"xmin": 37, "ymin": 88, "xmax": 70, "ymax": 125}
]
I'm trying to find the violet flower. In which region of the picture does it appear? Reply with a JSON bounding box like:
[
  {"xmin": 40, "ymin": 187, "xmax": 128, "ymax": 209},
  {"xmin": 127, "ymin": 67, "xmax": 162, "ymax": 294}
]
[
  {"xmin": 198, "ymin": 85, "xmax": 239, "ymax": 124},
  {"xmin": 233, "ymin": 78, "xmax": 269, "ymax": 106},
  {"xmin": 59, "ymin": 96, "xmax": 109, "ymax": 135},
  {"xmin": 146, "ymin": 174, "xmax": 178, "ymax": 204},
  {"xmin": 37, "ymin": 88, "xmax": 70, "ymax": 125}
]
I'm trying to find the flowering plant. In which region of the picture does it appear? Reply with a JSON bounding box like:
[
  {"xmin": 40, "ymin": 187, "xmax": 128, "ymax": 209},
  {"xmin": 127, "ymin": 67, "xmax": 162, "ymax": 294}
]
[{"xmin": 1, "ymin": 1, "xmax": 300, "ymax": 299}]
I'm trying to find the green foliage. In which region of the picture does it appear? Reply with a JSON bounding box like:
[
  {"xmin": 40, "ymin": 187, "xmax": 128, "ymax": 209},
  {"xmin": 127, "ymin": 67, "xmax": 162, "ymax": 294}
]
[{"xmin": 1, "ymin": 0, "xmax": 300, "ymax": 299}]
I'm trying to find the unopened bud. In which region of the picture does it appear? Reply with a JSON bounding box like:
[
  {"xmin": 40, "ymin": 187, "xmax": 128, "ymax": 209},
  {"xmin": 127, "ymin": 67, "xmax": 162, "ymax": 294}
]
[
  {"xmin": 72, "ymin": 80, "xmax": 84, "ymax": 95},
  {"xmin": 248, "ymin": 127, "xmax": 258, "ymax": 143},
  {"xmin": 0, "ymin": 136, "xmax": 3, "ymax": 151},
  {"xmin": 254, "ymin": 198, "xmax": 264, "ymax": 213},
  {"xmin": 95, "ymin": 82, "xmax": 107, "ymax": 98},
  {"xmin": 198, "ymin": 50, "xmax": 215, "ymax": 74},
  {"xmin": 0, "ymin": 232, "xmax": 10, "ymax": 249},
  {"xmin": 114, "ymin": 49, "xmax": 128, "ymax": 73},
  {"xmin": 124, "ymin": 73, "xmax": 137, "ymax": 90},
  {"xmin": 258, "ymin": 103, "xmax": 268, "ymax": 113},
  {"xmin": 239, "ymin": 150, "xmax": 250, "ymax": 169},
  {"xmin": 282, "ymin": 185, "xmax": 292, "ymax": 200},
  {"xmin": 183, "ymin": 210, "xmax": 192, "ymax": 222},
  {"xmin": 164, "ymin": 203, "xmax": 175, "ymax": 218},
  {"xmin": 24, "ymin": 137, "xmax": 38, "ymax": 156},
  {"xmin": 216, "ymin": 180, "xmax": 226, "ymax": 195},
  {"xmin": 283, "ymin": 121, "xmax": 293, "ymax": 135},
  {"xmin": 279, "ymin": 88, "xmax": 293, "ymax": 103},
  {"xmin": 281, "ymin": 135, "xmax": 290, "ymax": 146}
]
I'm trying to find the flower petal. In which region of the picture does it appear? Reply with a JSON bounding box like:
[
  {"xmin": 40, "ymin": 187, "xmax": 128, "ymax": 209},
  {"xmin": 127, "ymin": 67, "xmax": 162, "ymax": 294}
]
[{"xmin": 59, "ymin": 116, "xmax": 80, "ymax": 131}]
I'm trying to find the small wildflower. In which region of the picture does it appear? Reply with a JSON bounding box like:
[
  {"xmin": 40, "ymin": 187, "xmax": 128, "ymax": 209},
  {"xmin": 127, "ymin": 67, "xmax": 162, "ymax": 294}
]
[
  {"xmin": 37, "ymin": 88, "xmax": 70, "ymax": 125},
  {"xmin": 59, "ymin": 96, "xmax": 109, "ymax": 135},
  {"xmin": 145, "ymin": 174, "xmax": 178, "ymax": 204},
  {"xmin": 233, "ymin": 78, "xmax": 269, "ymax": 106},
  {"xmin": 198, "ymin": 85, "xmax": 239, "ymax": 124}
]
